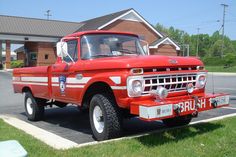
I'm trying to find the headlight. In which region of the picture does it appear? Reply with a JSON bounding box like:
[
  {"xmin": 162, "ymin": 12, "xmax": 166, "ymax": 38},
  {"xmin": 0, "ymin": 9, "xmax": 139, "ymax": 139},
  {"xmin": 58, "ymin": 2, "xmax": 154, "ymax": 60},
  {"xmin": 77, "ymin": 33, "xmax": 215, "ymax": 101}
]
[
  {"xmin": 196, "ymin": 66, "xmax": 205, "ymax": 70},
  {"xmin": 186, "ymin": 83, "xmax": 194, "ymax": 93},
  {"xmin": 127, "ymin": 78, "xmax": 144, "ymax": 97},
  {"xmin": 196, "ymin": 73, "xmax": 207, "ymax": 89}
]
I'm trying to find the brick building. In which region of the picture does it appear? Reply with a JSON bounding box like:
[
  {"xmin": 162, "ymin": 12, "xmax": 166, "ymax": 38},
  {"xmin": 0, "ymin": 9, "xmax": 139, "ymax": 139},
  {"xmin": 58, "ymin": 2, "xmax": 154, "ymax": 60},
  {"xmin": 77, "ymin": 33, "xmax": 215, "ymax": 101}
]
[{"xmin": 0, "ymin": 8, "xmax": 180, "ymax": 68}]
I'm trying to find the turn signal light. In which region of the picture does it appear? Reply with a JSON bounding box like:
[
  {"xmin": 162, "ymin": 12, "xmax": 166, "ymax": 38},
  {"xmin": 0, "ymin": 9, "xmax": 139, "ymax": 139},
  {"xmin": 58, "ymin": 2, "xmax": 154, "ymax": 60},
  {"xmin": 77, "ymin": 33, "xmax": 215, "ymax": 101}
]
[
  {"xmin": 197, "ymin": 66, "xmax": 205, "ymax": 70},
  {"xmin": 131, "ymin": 68, "xmax": 143, "ymax": 75}
]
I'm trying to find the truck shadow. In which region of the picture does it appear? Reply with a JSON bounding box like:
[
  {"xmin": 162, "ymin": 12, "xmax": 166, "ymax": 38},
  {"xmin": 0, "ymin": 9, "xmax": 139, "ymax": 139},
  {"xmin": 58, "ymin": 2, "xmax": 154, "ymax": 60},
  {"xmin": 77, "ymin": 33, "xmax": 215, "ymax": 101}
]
[
  {"xmin": 20, "ymin": 106, "xmax": 223, "ymax": 144},
  {"xmin": 44, "ymin": 106, "xmax": 165, "ymax": 134},
  {"xmin": 137, "ymin": 122, "xmax": 223, "ymax": 147},
  {"xmin": 21, "ymin": 105, "xmax": 165, "ymax": 139}
]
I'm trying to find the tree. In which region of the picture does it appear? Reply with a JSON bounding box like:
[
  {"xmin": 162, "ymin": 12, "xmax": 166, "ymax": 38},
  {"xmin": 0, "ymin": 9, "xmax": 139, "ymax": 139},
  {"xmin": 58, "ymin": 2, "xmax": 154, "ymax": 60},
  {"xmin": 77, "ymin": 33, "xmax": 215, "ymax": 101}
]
[
  {"xmin": 155, "ymin": 24, "xmax": 236, "ymax": 58},
  {"xmin": 209, "ymin": 40, "xmax": 223, "ymax": 57}
]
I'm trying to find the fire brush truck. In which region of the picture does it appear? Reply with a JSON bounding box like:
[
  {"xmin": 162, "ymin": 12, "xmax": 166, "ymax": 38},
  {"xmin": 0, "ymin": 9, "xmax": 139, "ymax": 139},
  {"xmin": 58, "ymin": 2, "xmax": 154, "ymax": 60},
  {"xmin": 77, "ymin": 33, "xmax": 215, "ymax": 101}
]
[{"xmin": 13, "ymin": 31, "xmax": 229, "ymax": 140}]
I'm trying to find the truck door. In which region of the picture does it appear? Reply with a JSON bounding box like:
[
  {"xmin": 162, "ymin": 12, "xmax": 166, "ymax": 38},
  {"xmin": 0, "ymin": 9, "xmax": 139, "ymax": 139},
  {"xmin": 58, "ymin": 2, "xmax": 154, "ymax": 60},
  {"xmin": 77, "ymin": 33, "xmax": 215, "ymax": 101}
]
[{"xmin": 51, "ymin": 39, "xmax": 83, "ymax": 104}]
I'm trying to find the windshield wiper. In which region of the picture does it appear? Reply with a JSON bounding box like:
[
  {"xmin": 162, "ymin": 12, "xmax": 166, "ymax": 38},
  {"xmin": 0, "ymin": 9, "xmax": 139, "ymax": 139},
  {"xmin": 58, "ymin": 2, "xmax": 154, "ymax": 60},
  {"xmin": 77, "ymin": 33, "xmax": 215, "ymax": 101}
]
[
  {"xmin": 117, "ymin": 49, "xmax": 139, "ymax": 55},
  {"xmin": 90, "ymin": 54, "xmax": 114, "ymax": 58}
]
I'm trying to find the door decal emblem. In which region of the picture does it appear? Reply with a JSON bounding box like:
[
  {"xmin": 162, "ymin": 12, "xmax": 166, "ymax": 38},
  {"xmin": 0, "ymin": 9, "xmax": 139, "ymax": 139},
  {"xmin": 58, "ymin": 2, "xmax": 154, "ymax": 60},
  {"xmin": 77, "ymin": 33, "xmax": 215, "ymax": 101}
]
[{"xmin": 59, "ymin": 76, "xmax": 66, "ymax": 95}]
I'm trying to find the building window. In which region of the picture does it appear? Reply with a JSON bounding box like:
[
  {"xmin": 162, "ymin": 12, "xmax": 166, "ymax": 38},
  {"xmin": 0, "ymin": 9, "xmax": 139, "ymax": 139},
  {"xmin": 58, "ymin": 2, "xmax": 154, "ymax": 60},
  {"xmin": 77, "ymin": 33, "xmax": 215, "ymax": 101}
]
[
  {"xmin": 30, "ymin": 52, "xmax": 37, "ymax": 60},
  {"xmin": 45, "ymin": 54, "xmax": 49, "ymax": 60}
]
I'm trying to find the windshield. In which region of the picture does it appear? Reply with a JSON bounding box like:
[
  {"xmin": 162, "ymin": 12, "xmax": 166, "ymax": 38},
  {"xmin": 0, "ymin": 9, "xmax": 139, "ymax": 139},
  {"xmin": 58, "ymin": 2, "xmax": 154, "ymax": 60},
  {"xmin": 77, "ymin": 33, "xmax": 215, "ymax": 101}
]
[{"xmin": 81, "ymin": 34, "xmax": 145, "ymax": 59}]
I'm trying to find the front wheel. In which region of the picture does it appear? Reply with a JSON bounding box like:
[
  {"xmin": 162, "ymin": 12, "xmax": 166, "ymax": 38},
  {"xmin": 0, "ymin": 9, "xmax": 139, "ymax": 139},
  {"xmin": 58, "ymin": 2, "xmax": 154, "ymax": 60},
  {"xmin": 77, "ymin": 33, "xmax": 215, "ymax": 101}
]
[
  {"xmin": 162, "ymin": 115, "xmax": 192, "ymax": 127},
  {"xmin": 89, "ymin": 94, "xmax": 123, "ymax": 141},
  {"xmin": 24, "ymin": 92, "xmax": 45, "ymax": 121}
]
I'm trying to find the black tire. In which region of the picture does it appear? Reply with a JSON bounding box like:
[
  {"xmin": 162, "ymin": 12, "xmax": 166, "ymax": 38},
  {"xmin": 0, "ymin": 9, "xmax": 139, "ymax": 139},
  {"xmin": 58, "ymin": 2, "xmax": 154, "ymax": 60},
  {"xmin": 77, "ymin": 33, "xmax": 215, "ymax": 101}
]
[
  {"xmin": 24, "ymin": 92, "xmax": 45, "ymax": 121},
  {"xmin": 89, "ymin": 94, "xmax": 123, "ymax": 141},
  {"xmin": 162, "ymin": 115, "xmax": 192, "ymax": 127}
]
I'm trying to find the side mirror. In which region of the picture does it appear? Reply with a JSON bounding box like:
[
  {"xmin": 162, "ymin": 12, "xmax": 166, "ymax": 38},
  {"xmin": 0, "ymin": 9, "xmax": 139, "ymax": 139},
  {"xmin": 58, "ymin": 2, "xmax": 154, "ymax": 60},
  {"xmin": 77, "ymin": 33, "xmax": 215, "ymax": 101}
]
[{"xmin": 56, "ymin": 42, "xmax": 68, "ymax": 58}]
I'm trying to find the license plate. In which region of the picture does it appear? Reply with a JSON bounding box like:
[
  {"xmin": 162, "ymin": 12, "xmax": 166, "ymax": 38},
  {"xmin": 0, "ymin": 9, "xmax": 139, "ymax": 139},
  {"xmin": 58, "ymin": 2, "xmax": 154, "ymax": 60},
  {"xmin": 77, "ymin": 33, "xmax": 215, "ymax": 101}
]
[
  {"xmin": 210, "ymin": 95, "xmax": 230, "ymax": 106},
  {"xmin": 139, "ymin": 104, "xmax": 173, "ymax": 119},
  {"xmin": 156, "ymin": 105, "xmax": 172, "ymax": 117}
]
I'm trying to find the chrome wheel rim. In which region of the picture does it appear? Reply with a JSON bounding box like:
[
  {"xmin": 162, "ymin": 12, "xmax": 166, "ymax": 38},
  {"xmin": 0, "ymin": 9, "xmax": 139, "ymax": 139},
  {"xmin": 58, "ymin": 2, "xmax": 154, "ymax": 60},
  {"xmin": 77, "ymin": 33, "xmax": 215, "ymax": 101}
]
[
  {"xmin": 26, "ymin": 98, "xmax": 33, "ymax": 115},
  {"xmin": 93, "ymin": 105, "xmax": 104, "ymax": 133}
]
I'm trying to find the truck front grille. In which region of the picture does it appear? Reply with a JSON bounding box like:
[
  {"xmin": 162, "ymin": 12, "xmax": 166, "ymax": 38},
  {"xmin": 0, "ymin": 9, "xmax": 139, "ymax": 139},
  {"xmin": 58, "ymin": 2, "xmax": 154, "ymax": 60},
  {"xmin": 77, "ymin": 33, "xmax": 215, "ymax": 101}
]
[{"xmin": 143, "ymin": 73, "xmax": 197, "ymax": 95}]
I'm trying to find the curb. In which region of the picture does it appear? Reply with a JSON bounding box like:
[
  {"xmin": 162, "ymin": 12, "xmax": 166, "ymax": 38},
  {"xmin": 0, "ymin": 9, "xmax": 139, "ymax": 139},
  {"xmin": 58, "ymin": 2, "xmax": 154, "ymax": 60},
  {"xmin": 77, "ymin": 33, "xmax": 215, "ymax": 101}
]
[{"xmin": 210, "ymin": 72, "xmax": 236, "ymax": 76}]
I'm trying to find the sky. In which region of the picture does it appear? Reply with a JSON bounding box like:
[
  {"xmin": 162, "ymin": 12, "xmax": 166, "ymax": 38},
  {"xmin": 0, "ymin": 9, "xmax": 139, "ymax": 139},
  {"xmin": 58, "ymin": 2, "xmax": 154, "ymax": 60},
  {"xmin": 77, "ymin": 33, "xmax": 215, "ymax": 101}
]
[{"xmin": 0, "ymin": 0, "xmax": 235, "ymax": 41}]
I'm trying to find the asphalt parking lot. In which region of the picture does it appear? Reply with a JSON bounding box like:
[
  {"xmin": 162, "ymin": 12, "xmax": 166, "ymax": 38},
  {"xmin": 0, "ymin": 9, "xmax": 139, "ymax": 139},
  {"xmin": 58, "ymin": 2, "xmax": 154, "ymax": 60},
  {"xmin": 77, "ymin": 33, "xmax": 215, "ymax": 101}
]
[{"xmin": 0, "ymin": 71, "xmax": 236, "ymax": 144}]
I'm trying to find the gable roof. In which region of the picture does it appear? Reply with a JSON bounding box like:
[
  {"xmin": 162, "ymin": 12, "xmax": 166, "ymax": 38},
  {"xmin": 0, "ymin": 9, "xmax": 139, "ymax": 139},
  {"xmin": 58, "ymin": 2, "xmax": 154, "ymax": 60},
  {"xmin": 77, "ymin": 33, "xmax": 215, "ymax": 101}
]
[
  {"xmin": 77, "ymin": 8, "xmax": 132, "ymax": 31},
  {"xmin": 77, "ymin": 8, "xmax": 164, "ymax": 38},
  {"xmin": 149, "ymin": 37, "xmax": 181, "ymax": 50},
  {"xmin": 0, "ymin": 15, "xmax": 83, "ymax": 37}
]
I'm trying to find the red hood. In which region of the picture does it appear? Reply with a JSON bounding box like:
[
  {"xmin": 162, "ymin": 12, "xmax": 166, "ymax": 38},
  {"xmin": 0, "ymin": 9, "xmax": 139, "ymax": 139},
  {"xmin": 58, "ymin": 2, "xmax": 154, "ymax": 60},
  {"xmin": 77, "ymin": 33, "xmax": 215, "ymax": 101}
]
[{"xmin": 80, "ymin": 55, "xmax": 203, "ymax": 70}]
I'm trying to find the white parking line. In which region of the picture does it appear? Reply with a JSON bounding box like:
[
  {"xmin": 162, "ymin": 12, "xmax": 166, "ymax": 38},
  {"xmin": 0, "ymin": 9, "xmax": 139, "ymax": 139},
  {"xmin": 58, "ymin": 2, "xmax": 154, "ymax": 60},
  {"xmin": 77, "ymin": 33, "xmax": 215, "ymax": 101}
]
[
  {"xmin": 230, "ymin": 95, "xmax": 236, "ymax": 99},
  {"xmin": 1, "ymin": 112, "xmax": 236, "ymax": 150},
  {"xmin": 216, "ymin": 88, "xmax": 236, "ymax": 91},
  {"xmin": 222, "ymin": 106, "xmax": 236, "ymax": 110},
  {"xmin": 190, "ymin": 113, "xmax": 236, "ymax": 124}
]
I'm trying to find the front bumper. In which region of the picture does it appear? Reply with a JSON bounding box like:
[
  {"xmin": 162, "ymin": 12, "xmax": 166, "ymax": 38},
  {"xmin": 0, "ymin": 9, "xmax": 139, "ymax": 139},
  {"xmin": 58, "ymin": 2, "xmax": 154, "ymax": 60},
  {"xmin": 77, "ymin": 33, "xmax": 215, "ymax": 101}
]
[{"xmin": 130, "ymin": 93, "xmax": 230, "ymax": 121}]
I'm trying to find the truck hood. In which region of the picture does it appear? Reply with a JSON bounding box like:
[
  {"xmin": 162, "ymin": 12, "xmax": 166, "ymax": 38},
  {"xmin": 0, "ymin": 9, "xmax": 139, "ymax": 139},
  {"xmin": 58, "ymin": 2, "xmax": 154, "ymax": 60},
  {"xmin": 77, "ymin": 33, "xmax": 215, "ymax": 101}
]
[{"xmin": 81, "ymin": 55, "xmax": 203, "ymax": 70}]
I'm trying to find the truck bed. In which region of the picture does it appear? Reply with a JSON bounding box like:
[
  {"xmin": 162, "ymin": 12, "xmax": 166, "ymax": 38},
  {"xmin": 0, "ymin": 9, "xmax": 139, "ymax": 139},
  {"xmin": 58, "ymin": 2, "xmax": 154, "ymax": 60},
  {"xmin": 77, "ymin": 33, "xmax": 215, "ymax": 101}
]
[{"xmin": 12, "ymin": 66, "xmax": 51, "ymax": 100}]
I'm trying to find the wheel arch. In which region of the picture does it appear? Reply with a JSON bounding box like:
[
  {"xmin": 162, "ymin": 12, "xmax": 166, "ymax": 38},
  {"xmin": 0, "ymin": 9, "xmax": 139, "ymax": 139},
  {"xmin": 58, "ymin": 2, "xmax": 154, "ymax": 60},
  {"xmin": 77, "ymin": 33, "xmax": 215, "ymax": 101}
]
[
  {"xmin": 22, "ymin": 86, "xmax": 33, "ymax": 94},
  {"xmin": 81, "ymin": 81, "xmax": 116, "ymax": 109}
]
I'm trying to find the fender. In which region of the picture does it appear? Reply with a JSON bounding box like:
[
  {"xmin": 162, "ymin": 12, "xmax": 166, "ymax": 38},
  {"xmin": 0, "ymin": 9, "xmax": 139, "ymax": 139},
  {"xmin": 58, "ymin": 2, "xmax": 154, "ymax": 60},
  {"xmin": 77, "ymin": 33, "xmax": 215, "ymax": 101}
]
[{"xmin": 79, "ymin": 72, "xmax": 128, "ymax": 104}]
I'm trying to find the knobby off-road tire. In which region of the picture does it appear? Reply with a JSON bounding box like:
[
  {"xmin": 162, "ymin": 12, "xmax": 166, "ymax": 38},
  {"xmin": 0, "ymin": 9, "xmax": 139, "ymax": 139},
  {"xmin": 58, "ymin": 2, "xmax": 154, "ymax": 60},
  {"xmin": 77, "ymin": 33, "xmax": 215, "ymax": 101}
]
[
  {"xmin": 24, "ymin": 92, "xmax": 45, "ymax": 121},
  {"xmin": 162, "ymin": 115, "xmax": 192, "ymax": 127},
  {"xmin": 89, "ymin": 94, "xmax": 123, "ymax": 141}
]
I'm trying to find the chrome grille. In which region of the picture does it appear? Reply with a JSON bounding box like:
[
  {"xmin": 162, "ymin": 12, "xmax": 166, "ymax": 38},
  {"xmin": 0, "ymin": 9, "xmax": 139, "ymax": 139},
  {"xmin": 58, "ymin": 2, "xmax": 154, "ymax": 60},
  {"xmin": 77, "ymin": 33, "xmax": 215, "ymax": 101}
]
[{"xmin": 143, "ymin": 73, "xmax": 197, "ymax": 94}]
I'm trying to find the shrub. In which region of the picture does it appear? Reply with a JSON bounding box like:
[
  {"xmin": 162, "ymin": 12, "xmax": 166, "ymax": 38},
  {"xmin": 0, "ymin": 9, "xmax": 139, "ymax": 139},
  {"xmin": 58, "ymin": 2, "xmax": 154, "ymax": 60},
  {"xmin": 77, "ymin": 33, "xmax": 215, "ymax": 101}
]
[
  {"xmin": 224, "ymin": 53, "xmax": 236, "ymax": 67},
  {"xmin": 202, "ymin": 56, "xmax": 225, "ymax": 66},
  {"xmin": 11, "ymin": 60, "xmax": 24, "ymax": 68}
]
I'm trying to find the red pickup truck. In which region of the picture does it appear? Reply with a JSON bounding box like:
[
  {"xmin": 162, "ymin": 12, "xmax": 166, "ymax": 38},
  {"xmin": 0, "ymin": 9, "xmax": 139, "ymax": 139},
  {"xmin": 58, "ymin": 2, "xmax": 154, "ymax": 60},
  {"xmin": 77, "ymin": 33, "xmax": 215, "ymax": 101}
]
[{"xmin": 13, "ymin": 30, "xmax": 229, "ymax": 141}]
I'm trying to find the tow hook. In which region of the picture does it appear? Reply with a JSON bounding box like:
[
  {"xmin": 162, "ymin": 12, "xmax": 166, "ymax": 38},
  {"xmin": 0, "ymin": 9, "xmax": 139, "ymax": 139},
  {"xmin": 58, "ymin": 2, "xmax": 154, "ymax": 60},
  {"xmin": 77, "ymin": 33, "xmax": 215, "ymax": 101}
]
[
  {"xmin": 192, "ymin": 110, "xmax": 198, "ymax": 117},
  {"xmin": 211, "ymin": 99, "xmax": 218, "ymax": 108},
  {"xmin": 173, "ymin": 104, "xmax": 182, "ymax": 115},
  {"xmin": 192, "ymin": 96, "xmax": 200, "ymax": 118}
]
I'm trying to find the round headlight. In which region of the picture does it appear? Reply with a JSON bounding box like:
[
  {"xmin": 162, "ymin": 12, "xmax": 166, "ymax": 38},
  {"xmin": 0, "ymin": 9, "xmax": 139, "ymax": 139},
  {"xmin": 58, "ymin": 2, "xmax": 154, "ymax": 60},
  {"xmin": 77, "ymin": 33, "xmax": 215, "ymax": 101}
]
[
  {"xmin": 127, "ymin": 78, "xmax": 144, "ymax": 97},
  {"xmin": 196, "ymin": 74, "xmax": 206, "ymax": 88},
  {"xmin": 199, "ymin": 75, "xmax": 206, "ymax": 85},
  {"xmin": 187, "ymin": 83, "xmax": 194, "ymax": 93},
  {"xmin": 132, "ymin": 80, "xmax": 143, "ymax": 95}
]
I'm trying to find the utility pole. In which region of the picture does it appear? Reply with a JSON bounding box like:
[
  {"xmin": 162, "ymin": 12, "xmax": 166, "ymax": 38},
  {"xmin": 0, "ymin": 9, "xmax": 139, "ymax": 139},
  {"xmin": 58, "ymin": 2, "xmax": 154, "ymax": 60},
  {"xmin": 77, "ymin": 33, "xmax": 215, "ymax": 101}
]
[
  {"xmin": 196, "ymin": 28, "xmax": 200, "ymax": 57},
  {"xmin": 220, "ymin": 4, "xmax": 228, "ymax": 58},
  {"xmin": 45, "ymin": 10, "xmax": 52, "ymax": 20},
  {"xmin": 182, "ymin": 44, "xmax": 189, "ymax": 56}
]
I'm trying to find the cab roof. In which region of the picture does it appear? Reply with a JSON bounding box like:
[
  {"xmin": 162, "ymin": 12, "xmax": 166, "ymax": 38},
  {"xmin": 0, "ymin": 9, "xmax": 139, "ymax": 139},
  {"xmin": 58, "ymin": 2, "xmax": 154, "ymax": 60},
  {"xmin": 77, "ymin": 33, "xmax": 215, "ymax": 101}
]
[{"xmin": 63, "ymin": 30, "xmax": 139, "ymax": 39}]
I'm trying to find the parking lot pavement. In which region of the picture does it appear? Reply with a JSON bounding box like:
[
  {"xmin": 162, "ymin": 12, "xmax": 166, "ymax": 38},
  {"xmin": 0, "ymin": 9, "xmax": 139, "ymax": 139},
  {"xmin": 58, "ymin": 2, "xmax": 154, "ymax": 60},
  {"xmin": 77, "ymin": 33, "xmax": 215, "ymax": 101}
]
[{"xmin": 0, "ymin": 71, "xmax": 236, "ymax": 144}]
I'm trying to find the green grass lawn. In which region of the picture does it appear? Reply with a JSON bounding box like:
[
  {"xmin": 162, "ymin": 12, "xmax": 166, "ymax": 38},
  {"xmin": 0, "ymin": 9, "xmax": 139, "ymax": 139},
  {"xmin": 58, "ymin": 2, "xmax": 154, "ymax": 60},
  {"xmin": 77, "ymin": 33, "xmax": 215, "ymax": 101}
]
[
  {"xmin": 205, "ymin": 65, "xmax": 236, "ymax": 73},
  {"xmin": 1, "ymin": 117, "xmax": 236, "ymax": 157}
]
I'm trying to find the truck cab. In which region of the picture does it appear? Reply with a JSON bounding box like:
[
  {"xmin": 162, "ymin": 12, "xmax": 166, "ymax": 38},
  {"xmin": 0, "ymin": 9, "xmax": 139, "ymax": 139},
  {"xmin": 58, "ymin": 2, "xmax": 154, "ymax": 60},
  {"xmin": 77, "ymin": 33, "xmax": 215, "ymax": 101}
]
[{"xmin": 13, "ymin": 30, "xmax": 230, "ymax": 141}]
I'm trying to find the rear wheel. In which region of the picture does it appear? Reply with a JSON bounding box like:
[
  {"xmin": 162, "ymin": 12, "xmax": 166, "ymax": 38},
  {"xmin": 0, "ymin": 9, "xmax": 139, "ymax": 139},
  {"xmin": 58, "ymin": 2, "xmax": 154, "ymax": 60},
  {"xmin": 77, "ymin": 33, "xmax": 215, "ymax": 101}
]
[
  {"xmin": 89, "ymin": 94, "xmax": 123, "ymax": 141},
  {"xmin": 162, "ymin": 115, "xmax": 192, "ymax": 127},
  {"xmin": 24, "ymin": 92, "xmax": 45, "ymax": 121}
]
